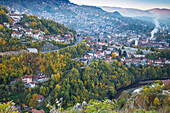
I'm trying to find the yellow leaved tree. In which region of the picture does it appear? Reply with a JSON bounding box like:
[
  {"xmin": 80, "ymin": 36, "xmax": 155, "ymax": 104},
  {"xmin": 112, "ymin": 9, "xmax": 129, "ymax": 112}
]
[{"xmin": 0, "ymin": 101, "xmax": 18, "ymax": 113}]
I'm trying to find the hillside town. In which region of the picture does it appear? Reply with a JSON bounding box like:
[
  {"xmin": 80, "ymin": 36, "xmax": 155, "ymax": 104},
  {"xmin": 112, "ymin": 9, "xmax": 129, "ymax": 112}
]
[
  {"xmin": 73, "ymin": 34, "xmax": 170, "ymax": 68},
  {"xmin": 0, "ymin": 2, "xmax": 169, "ymax": 113},
  {"xmin": 1, "ymin": 8, "xmax": 169, "ymax": 67},
  {"xmin": 2, "ymin": 9, "xmax": 75, "ymax": 43},
  {"xmin": 3, "ymin": 1, "xmax": 157, "ymax": 42}
]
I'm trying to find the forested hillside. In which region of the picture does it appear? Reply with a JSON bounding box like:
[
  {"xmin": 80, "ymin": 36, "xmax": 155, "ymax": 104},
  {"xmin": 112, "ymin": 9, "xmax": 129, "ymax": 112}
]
[
  {"xmin": 0, "ymin": 6, "xmax": 12, "ymax": 24},
  {"xmin": 18, "ymin": 14, "xmax": 76, "ymax": 36},
  {"xmin": 0, "ymin": 43, "xmax": 169, "ymax": 110},
  {"xmin": 0, "ymin": 5, "xmax": 76, "ymax": 52}
]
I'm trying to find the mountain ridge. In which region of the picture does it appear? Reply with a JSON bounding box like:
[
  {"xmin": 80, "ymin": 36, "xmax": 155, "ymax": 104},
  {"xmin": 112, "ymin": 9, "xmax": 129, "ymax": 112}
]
[
  {"xmin": 0, "ymin": 0, "xmax": 70, "ymax": 3},
  {"xmin": 147, "ymin": 8, "xmax": 170, "ymax": 15},
  {"xmin": 0, "ymin": 0, "xmax": 155, "ymax": 35},
  {"xmin": 100, "ymin": 6, "xmax": 170, "ymax": 17}
]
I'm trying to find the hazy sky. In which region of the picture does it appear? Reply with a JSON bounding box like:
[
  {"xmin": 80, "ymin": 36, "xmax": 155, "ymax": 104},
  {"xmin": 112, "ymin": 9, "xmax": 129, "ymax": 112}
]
[{"xmin": 69, "ymin": 0, "xmax": 170, "ymax": 10}]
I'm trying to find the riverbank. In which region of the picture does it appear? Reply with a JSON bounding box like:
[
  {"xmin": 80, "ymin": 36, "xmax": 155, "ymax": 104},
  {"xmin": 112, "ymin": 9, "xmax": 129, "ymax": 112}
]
[{"xmin": 113, "ymin": 78, "xmax": 170, "ymax": 99}]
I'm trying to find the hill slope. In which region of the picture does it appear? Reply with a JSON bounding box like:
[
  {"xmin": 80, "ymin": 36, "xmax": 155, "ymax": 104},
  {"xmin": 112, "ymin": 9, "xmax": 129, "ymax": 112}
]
[
  {"xmin": 101, "ymin": 6, "xmax": 151, "ymax": 17},
  {"xmin": 0, "ymin": 0, "xmax": 154, "ymax": 35},
  {"xmin": 101, "ymin": 6, "xmax": 170, "ymax": 17}
]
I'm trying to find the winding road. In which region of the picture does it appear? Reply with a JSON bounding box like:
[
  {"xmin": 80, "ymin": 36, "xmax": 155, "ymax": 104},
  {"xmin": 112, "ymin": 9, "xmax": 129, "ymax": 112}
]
[
  {"xmin": 41, "ymin": 36, "xmax": 97, "ymax": 68},
  {"xmin": 41, "ymin": 37, "xmax": 83, "ymax": 54}
]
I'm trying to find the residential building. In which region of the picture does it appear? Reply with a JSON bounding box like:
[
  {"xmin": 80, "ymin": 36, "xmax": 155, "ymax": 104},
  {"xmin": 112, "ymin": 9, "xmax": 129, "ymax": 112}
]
[
  {"xmin": 27, "ymin": 48, "xmax": 38, "ymax": 53},
  {"xmin": 21, "ymin": 75, "xmax": 32, "ymax": 83},
  {"xmin": 37, "ymin": 76, "xmax": 47, "ymax": 82},
  {"xmin": 29, "ymin": 82, "xmax": 35, "ymax": 88},
  {"xmin": 38, "ymin": 95, "xmax": 44, "ymax": 103},
  {"xmin": 31, "ymin": 109, "xmax": 45, "ymax": 113}
]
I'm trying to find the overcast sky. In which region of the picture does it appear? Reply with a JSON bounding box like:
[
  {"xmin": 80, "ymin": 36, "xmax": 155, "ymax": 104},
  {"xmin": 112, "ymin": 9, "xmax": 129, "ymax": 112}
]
[{"xmin": 69, "ymin": 0, "xmax": 170, "ymax": 10}]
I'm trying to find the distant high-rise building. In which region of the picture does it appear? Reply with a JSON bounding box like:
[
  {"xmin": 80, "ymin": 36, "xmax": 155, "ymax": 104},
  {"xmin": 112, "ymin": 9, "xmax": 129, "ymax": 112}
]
[{"xmin": 135, "ymin": 40, "xmax": 138, "ymax": 46}]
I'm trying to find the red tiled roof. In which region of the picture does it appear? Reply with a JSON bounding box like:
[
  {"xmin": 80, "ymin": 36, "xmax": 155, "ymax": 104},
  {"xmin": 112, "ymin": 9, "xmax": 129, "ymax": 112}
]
[
  {"xmin": 125, "ymin": 60, "xmax": 130, "ymax": 63},
  {"xmin": 113, "ymin": 51, "xmax": 119, "ymax": 54},
  {"xmin": 9, "ymin": 14, "xmax": 22, "ymax": 16},
  {"xmin": 133, "ymin": 60, "xmax": 138, "ymax": 62},
  {"xmin": 161, "ymin": 80, "xmax": 170, "ymax": 86},
  {"xmin": 85, "ymin": 55, "xmax": 91, "ymax": 57},
  {"xmin": 33, "ymin": 75, "xmax": 38, "ymax": 78},
  {"xmin": 21, "ymin": 75, "xmax": 32, "ymax": 79},
  {"xmin": 102, "ymin": 59, "xmax": 109, "ymax": 62},
  {"xmin": 126, "ymin": 57, "xmax": 132, "ymax": 59},
  {"xmin": 38, "ymin": 95, "xmax": 44, "ymax": 99},
  {"xmin": 31, "ymin": 109, "xmax": 45, "ymax": 113},
  {"xmin": 74, "ymin": 58, "xmax": 79, "ymax": 61},
  {"xmin": 15, "ymin": 31, "xmax": 20, "ymax": 34},
  {"xmin": 154, "ymin": 60, "xmax": 162, "ymax": 62},
  {"xmin": 106, "ymin": 56, "xmax": 111, "ymax": 58},
  {"xmin": 38, "ymin": 76, "xmax": 46, "ymax": 79},
  {"xmin": 36, "ymin": 30, "xmax": 41, "ymax": 32},
  {"xmin": 89, "ymin": 42, "xmax": 94, "ymax": 45},
  {"xmin": 147, "ymin": 60, "xmax": 152, "ymax": 62},
  {"xmin": 30, "ymin": 82, "xmax": 35, "ymax": 84},
  {"xmin": 26, "ymin": 29, "xmax": 32, "ymax": 32},
  {"xmin": 96, "ymin": 51, "xmax": 101, "ymax": 54}
]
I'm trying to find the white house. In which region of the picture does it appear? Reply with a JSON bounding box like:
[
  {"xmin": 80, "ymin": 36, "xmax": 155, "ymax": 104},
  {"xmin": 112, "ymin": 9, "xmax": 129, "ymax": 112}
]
[
  {"xmin": 3, "ymin": 22, "xmax": 10, "ymax": 28},
  {"xmin": 24, "ymin": 23, "xmax": 29, "ymax": 26},
  {"xmin": 64, "ymin": 33, "xmax": 71, "ymax": 37},
  {"xmin": 32, "ymin": 33, "xmax": 40, "ymax": 40},
  {"xmin": 107, "ymin": 46, "xmax": 115, "ymax": 51},
  {"xmin": 100, "ymin": 51, "xmax": 105, "ymax": 56},
  {"xmin": 84, "ymin": 55, "xmax": 92, "ymax": 60},
  {"xmin": 165, "ymin": 60, "xmax": 170, "ymax": 64},
  {"xmin": 29, "ymin": 82, "xmax": 35, "ymax": 88},
  {"xmin": 9, "ymin": 13, "xmax": 23, "ymax": 18},
  {"xmin": 27, "ymin": 48, "xmax": 38, "ymax": 53},
  {"xmin": 11, "ymin": 31, "xmax": 22, "ymax": 39},
  {"xmin": 21, "ymin": 75, "xmax": 32, "ymax": 83},
  {"xmin": 125, "ymin": 60, "xmax": 131, "ymax": 66},
  {"xmin": 87, "ymin": 52, "xmax": 93, "ymax": 56},
  {"xmin": 133, "ymin": 88, "xmax": 143, "ymax": 94},
  {"xmin": 25, "ymin": 29, "xmax": 32, "ymax": 36},
  {"xmin": 36, "ymin": 30, "xmax": 45, "ymax": 35},
  {"xmin": 120, "ymin": 57, "xmax": 125, "ymax": 62},
  {"xmin": 37, "ymin": 76, "xmax": 47, "ymax": 82},
  {"xmin": 94, "ymin": 51, "xmax": 102, "ymax": 58},
  {"xmin": 134, "ymin": 54, "xmax": 145, "ymax": 58},
  {"xmin": 104, "ymin": 49, "xmax": 111, "ymax": 55},
  {"xmin": 105, "ymin": 56, "xmax": 111, "ymax": 60},
  {"xmin": 9, "ymin": 14, "xmax": 23, "ymax": 22}
]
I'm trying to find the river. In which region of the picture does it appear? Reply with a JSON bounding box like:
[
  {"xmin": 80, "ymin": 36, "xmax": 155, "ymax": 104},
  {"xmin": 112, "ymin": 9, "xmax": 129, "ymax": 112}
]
[{"xmin": 113, "ymin": 78, "xmax": 170, "ymax": 99}]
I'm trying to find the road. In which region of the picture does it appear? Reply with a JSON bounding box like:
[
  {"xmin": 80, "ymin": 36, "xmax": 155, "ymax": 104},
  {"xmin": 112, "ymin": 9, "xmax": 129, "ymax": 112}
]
[
  {"xmin": 81, "ymin": 37, "xmax": 99, "ymax": 68},
  {"xmin": 41, "ymin": 37, "xmax": 83, "ymax": 54},
  {"xmin": 41, "ymin": 36, "xmax": 95, "ymax": 68},
  {"xmin": 87, "ymin": 41, "xmax": 98, "ymax": 67}
]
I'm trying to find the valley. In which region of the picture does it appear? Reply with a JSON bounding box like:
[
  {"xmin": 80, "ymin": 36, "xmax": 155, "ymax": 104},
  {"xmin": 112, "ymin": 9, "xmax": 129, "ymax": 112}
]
[{"xmin": 0, "ymin": 0, "xmax": 169, "ymax": 113}]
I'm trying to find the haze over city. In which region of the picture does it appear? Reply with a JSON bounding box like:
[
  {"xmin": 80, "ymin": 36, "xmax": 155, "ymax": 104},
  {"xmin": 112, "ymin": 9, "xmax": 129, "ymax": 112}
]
[{"xmin": 70, "ymin": 0, "xmax": 170, "ymax": 10}]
